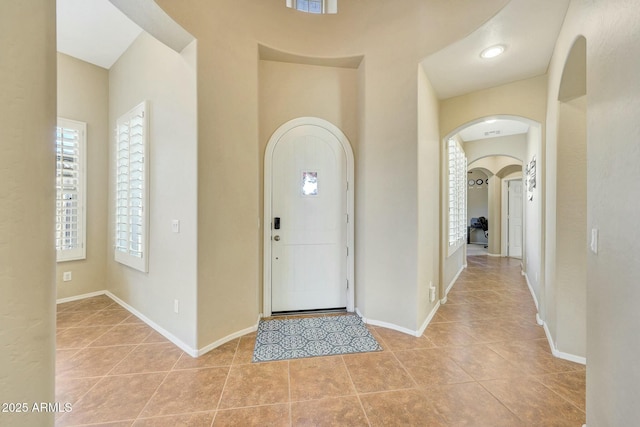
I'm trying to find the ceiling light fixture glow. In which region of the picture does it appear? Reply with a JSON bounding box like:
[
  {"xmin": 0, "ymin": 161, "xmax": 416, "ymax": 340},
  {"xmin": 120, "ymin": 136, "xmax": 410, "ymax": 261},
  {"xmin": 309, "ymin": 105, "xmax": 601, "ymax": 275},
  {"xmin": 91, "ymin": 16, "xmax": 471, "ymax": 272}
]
[
  {"xmin": 480, "ymin": 45, "xmax": 505, "ymax": 59},
  {"xmin": 485, "ymin": 119, "xmax": 497, "ymax": 124}
]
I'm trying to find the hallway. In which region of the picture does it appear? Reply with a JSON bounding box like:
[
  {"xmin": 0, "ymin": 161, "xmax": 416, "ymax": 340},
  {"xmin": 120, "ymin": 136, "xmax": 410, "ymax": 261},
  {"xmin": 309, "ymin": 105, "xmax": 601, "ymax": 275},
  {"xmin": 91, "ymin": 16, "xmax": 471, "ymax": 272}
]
[{"xmin": 55, "ymin": 257, "xmax": 585, "ymax": 426}]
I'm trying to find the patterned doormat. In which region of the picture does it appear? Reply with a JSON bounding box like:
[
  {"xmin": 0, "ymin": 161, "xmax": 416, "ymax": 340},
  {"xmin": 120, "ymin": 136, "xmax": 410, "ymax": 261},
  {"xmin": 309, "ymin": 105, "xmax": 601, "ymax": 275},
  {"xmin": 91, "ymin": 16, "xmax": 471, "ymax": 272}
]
[{"xmin": 252, "ymin": 314, "xmax": 382, "ymax": 362}]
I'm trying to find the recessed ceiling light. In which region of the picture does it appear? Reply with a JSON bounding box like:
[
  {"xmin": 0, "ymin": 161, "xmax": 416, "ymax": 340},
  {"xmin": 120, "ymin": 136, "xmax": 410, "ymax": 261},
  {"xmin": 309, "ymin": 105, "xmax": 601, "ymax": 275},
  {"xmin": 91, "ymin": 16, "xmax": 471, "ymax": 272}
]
[{"xmin": 480, "ymin": 45, "xmax": 505, "ymax": 59}]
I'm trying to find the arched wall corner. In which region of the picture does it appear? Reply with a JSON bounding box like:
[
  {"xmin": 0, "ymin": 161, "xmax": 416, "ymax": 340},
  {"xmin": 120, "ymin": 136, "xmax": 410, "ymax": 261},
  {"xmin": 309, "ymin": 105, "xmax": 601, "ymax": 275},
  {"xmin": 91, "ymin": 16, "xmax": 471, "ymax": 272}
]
[
  {"xmin": 263, "ymin": 117, "xmax": 355, "ymax": 317},
  {"xmin": 542, "ymin": 32, "xmax": 587, "ymax": 362},
  {"xmin": 468, "ymin": 166, "xmax": 494, "ymax": 177},
  {"xmin": 558, "ymin": 36, "xmax": 587, "ymax": 102}
]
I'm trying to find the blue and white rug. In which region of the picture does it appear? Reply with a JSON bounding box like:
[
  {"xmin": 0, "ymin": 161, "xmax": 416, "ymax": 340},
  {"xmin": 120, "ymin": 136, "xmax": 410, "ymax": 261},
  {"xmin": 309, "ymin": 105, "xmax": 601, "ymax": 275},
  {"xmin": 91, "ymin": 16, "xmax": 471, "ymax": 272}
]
[{"xmin": 252, "ymin": 314, "xmax": 382, "ymax": 362}]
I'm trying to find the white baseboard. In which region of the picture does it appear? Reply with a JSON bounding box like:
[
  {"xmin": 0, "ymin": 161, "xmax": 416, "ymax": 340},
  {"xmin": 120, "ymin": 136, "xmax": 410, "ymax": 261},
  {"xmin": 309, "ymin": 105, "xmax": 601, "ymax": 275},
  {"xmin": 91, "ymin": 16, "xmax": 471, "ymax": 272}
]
[
  {"xmin": 56, "ymin": 290, "xmax": 106, "ymax": 304},
  {"xmin": 446, "ymin": 264, "xmax": 465, "ymax": 297},
  {"xmin": 523, "ymin": 272, "xmax": 540, "ymax": 311},
  {"xmin": 542, "ymin": 319, "xmax": 587, "ymax": 365},
  {"xmin": 523, "ymin": 275, "xmax": 586, "ymax": 365},
  {"xmin": 57, "ymin": 292, "xmax": 262, "ymax": 358},
  {"xmin": 417, "ymin": 301, "xmax": 440, "ymax": 336},
  {"xmin": 487, "ymin": 252, "xmax": 502, "ymax": 257},
  {"xmin": 105, "ymin": 292, "xmax": 199, "ymax": 357},
  {"xmin": 197, "ymin": 315, "xmax": 261, "ymax": 357},
  {"xmin": 356, "ymin": 306, "xmax": 439, "ymax": 338}
]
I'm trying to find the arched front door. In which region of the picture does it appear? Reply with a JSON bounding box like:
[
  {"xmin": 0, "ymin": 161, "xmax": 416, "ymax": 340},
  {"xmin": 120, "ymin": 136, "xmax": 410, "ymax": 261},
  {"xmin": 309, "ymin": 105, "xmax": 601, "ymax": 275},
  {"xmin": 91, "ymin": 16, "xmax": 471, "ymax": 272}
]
[{"xmin": 264, "ymin": 118, "xmax": 354, "ymax": 315}]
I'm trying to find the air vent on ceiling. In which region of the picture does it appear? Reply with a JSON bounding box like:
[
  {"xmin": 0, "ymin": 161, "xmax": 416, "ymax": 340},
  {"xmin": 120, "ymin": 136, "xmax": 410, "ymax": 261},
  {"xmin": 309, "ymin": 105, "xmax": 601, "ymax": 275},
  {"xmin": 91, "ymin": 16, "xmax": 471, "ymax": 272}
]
[{"xmin": 484, "ymin": 130, "xmax": 502, "ymax": 137}]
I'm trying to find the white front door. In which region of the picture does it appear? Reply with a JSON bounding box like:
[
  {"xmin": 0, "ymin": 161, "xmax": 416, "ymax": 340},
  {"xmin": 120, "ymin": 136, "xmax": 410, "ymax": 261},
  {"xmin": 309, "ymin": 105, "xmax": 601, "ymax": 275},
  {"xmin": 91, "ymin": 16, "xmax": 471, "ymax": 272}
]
[
  {"xmin": 508, "ymin": 179, "xmax": 523, "ymax": 258},
  {"xmin": 270, "ymin": 124, "xmax": 347, "ymax": 312}
]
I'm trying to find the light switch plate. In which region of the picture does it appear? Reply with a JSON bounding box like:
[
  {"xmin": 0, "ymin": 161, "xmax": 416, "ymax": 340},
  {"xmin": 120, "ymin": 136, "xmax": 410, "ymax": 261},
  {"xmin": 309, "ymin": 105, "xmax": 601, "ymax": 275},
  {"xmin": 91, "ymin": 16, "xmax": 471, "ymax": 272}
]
[
  {"xmin": 172, "ymin": 220, "xmax": 180, "ymax": 233},
  {"xmin": 590, "ymin": 228, "xmax": 598, "ymax": 254}
]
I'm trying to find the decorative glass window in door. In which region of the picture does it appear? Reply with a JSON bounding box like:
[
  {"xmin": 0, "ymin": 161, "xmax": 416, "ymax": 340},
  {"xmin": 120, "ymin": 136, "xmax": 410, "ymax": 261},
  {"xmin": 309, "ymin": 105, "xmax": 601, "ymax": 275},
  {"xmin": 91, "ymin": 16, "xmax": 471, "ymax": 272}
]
[{"xmin": 302, "ymin": 171, "xmax": 318, "ymax": 196}]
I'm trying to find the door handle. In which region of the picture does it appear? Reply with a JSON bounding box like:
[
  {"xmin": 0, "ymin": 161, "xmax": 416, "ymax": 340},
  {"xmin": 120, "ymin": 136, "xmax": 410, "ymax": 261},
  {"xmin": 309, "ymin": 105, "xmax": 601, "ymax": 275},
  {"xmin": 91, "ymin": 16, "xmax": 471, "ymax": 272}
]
[{"xmin": 273, "ymin": 235, "xmax": 280, "ymax": 241}]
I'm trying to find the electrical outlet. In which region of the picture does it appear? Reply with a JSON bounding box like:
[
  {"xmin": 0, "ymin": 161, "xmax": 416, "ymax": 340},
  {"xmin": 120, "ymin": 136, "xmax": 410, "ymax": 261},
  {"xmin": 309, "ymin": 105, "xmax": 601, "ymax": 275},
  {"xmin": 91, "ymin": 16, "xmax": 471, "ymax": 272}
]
[
  {"xmin": 63, "ymin": 271, "xmax": 72, "ymax": 282},
  {"xmin": 429, "ymin": 281, "xmax": 436, "ymax": 302},
  {"xmin": 172, "ymin": 220, "xmax": 180, "ymax": 233},
  {"xmin": 174, "ymin": 299, "xmax": 179, "ymax": 314}
]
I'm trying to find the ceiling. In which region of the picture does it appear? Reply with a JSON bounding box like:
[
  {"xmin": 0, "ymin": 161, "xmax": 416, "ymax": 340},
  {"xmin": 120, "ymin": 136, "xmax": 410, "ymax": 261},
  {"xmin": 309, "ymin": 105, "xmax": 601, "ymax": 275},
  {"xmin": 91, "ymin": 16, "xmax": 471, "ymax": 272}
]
[
  {"xmin": 421, "ymin": 0, "xmax": 570, "ymax": 100},
  {"xmin": 57, "ymin": 0, "xmax": 570, "ymax": 107},
  {"xmin": 57, "ymin": 0, "xmax": 142, "ymax": 69}
]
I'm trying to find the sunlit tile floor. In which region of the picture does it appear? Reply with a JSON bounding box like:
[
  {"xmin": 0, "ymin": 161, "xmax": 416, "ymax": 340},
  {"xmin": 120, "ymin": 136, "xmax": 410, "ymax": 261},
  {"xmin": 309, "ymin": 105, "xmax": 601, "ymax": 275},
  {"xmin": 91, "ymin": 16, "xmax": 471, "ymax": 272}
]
[{"xmin": 55, "ymin": 256, "xmax": 586, "ymax": 426}]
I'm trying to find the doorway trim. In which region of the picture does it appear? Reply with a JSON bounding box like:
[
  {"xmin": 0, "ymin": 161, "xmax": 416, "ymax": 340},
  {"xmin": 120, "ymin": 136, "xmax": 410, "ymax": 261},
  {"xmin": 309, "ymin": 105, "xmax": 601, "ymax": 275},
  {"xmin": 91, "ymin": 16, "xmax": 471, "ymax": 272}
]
[
  {"xmin": 263, "ymin": 117, "xmax": 355, "ymax": 317},
  {"xmin": 501, "ymin": 177, "xmax": 524, "ymax": 258}
]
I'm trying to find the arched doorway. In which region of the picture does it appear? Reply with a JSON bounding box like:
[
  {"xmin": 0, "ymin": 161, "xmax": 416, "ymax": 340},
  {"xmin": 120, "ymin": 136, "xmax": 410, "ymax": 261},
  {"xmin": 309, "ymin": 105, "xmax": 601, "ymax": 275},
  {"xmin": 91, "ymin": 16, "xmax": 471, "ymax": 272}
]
[{"xmin": 440, "ymin": 116, "xmax": 542, "ymax": 306}]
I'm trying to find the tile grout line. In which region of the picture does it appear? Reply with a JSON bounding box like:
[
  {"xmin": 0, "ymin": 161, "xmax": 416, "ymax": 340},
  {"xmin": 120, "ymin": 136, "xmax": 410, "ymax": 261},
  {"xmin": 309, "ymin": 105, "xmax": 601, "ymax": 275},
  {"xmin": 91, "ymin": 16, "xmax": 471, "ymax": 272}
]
[
  {"xmin": 131, "ymin": 369, "xmax": 172, "ymax": 423},
  {"xmin": 340, "ymin": 355, "xmax": 372, "ymax": 427},
  {"xmin": 388, "ymin": 348, "xmax": 421, "ymax": 390},
  {"xmin": 475, "ymin": 378, "xmax": 531, "ymax": 424},
  {"xmin": 213, "ymin": 359, "xmax": 233, "ymax": 413},
  {"xmin": 288, "ymin": 360, "xmax": 292, "ymax": 427},
  {"xmin": 529, "ymin": 373, "xmax": 587, "ymax": 414}
]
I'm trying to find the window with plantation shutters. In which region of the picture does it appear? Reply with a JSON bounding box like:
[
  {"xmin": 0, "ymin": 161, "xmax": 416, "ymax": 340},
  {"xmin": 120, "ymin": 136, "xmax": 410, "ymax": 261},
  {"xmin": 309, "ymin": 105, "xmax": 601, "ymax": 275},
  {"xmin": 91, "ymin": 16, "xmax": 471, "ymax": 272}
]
[
  {"xmin": 56, "ymin": 119, "xmax": 87, "ymax": 262},
  {"xmin": 114, "ymin": 102, "xmax": 149, "ymax": 273},
  {"xmin": 448, "ymin": 138, "xmax": 467, "ymax": 255}
]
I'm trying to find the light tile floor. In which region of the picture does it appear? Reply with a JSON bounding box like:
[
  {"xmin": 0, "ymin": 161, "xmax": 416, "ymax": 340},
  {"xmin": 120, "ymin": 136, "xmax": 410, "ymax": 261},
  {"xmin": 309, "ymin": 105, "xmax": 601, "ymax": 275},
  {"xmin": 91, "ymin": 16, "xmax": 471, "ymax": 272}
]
[{"xmin": 55, "ymin": 256, "xmax": 586, "ymax": 426}]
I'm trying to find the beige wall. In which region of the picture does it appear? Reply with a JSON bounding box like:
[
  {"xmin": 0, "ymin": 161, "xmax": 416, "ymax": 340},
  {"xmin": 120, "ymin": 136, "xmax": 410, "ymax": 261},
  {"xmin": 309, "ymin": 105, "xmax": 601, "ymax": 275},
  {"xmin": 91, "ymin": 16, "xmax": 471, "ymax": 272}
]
[
  {"xmin": 56, "ymin": 53, "xmax": 109, "ymax": 299},
  {"xmin": 555, "ymin": 95, "xmax": 586, "ymax": 357},
  {"xmin": 156, "ymin": 0, "xmax": 509, "ymax": 337},
  {"xmin": 524, "ymin": 125, "xmax": 543, "ymax": 306},
  {"xmin": 439, "ymin": 76, "xmax": 548, "ymax": 138},
  {"xmin": 545, "ymin": 0, "xmax": 640, "ymax": 422},
  {"xmin": 0, "ymin": 1, "xmax": 56, "ymax": 425},
  {"xmin": 259, "ymin": 60, "xmax": 359, "ymax": 150},
  {"xmin": 486, "ymin": 175, "xmax": 502, "ymax": 255},
  {"xmin": 258, "ymin": 59, "xmax": 359, "ymax": 312},
  {"xmin": 107, "ymin": 33, "xmax": 199, "ymax": 349},
  {"xmin": 417, "ymin": 65, "xmax": 441, "ymax": 326}
]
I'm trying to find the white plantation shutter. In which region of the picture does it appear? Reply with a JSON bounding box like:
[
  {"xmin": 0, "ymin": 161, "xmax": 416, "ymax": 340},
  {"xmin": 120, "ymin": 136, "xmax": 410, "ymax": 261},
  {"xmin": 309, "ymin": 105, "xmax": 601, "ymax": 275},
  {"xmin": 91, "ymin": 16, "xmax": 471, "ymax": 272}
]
[
  {"xmin": 448, "ymin": 138, "xmax": 467, "ymax": 253},
  {"xmin": 448, "ymin": 139, "xmax": 458, "ymax": 246},
  {"xmin": 458, "ymin": 148, "xmax": 467, "ymax": 243},
  {"xmin": 56, "ymin": 119, "xmax": 86, "ymax": 262},
  {"xmin": 114, "ymin": 102, "xmax": 149, "ymax": 272}
]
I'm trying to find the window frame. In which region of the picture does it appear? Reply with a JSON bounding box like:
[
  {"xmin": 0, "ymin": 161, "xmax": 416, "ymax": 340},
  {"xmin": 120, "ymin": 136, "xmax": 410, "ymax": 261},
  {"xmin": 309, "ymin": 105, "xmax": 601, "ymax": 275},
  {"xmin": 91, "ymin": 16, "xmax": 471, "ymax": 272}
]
[
  {"xmin": 114, "ymin": 101, "xmax": 150, "ymax": 273},
  {"xmin": 285, "ymin": 0, "xmax": 337, "ymax": 14},
  {"xmin": 56, "ymin": 118, "xmax": 87, "ymax": 262}
]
